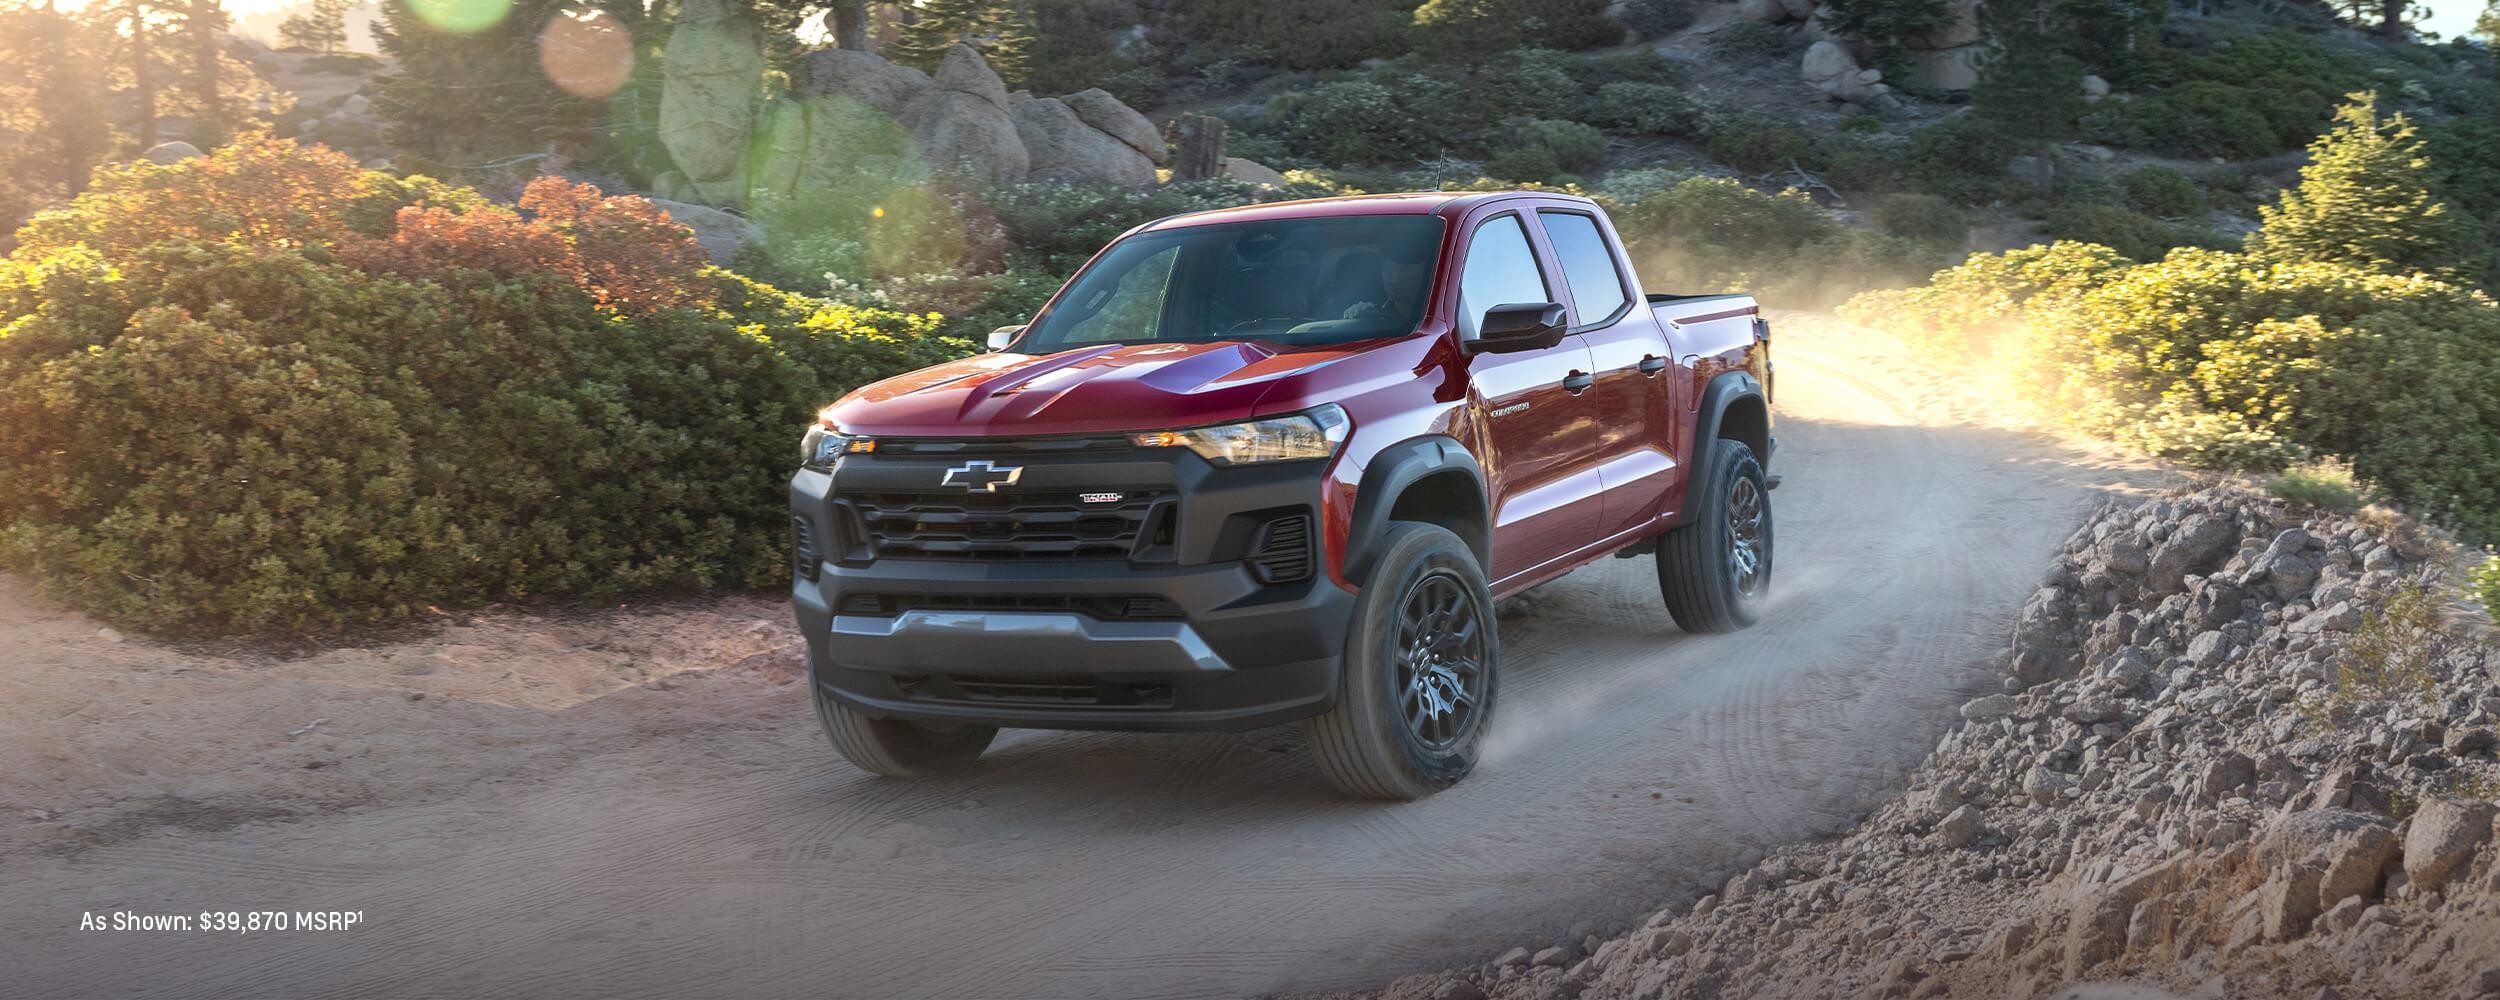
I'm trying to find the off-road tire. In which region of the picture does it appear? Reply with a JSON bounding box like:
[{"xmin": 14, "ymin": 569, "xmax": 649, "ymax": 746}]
[
  {"xmin": 814, "ymin": 683, "xmax": 997, "ymax": 777},
  {"xmin": 1305, "ymin": 521, "xmax": 1497, "ymax": 800},
  {"xmin": 1658, "ymin": 438, "xmax": 1772, "ymax": 633}
]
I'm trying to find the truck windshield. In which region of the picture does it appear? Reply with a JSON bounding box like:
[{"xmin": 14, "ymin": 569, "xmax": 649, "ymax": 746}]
[{"xmin": 1019, "ymin": 215, "xmax": 1445, "ymax": 353}]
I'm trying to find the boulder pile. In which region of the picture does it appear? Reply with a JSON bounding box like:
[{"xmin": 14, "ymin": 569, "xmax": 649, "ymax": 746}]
[
  {"xmin": 654, "ymin": 0, "xmax": 1168, "ymax": 206},
  {"xmin": 1379, "ymin": 487, "xmax": 2500, "ymax": 1000}
]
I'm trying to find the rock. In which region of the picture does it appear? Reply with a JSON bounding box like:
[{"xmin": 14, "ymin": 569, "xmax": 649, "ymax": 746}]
[
  {"xmin": 1903, "ymin": 44, "xmax": 1982, "ymax": 93},
  {"xmin": 647, "ymin": 198, "xmax": 764, "ymax": 265},
  {"xmin": 1010, "ymin": 95, "xmax": 1156, "ymax": 187},
  {"xmin": 2289, "ymin": 601, "xmax": 2361, "ymax": 635},
  {"xmin": 1495, "ymin": 946, "xmax": 1533, "ymax": 969},
  {"xmin": 94, "ymin": 627, "xmax": 126, "ymax": 643},
  {"xmin": 1432, "ymin": 980, "xmax": 1488, "ymax": 1000},
  {"xmin": 2197, "ymin": 751, "xmax": 2255, "ymax": 802},
  {"xmin": 141, "ymin": 141, "xmax": 204, "ymax": 164},
  {"xmin": 2402, "ymin": 798, "xmax": 2496, "ymax": 890},
  {"xmin": 2023, "ymin": 765, "xmax": 2076, "ymax": 802},
  {"xmin": 1223, "ymin": 157, "xmax": 1289, "ymax": 188},
  {"xmin": 1961, "ymin": 694, "xmax": 2017, "ymax": 720},
  {"xmin": 2248, "ymin": 529, "xmax": 2324, "ymax": 598},
  {"xmin": 2148, "ymin": 513, "xmax": 2236, "ymax": 591},
  {"xmin": 798, "ymin": 47, "xmax": 931, "ymax": 116},
  {"xmin": 2081, "ymin": 75, "xmax": 2110, "ymax": 101},
  {"xmin": 2185, "ymin": 630, "xmax": 2232, "ymax": 669},
  {"xmin": 1061, "ymin": 88, "xmax": 1165, "ymax": 165},
  {"xmin": 658, "ymin": 0, "xmax": 765, "ymax": 199},
  {"xmin": 900, "ymin": 45, "xmax": 1028, "ymax": 186},
  {"xmin": 1935, "ymin": 804, "xmax": 1982, "ymax": 848},
  {"xmin": 1737, "ymin": 0, "xmax": 1786, "ymax": 22},
  {"xmin": 1531, "ymin": 945, "xmax": 1570, "ymax": 968},
  {"xmin": 341, "ymin": 92, "xmax": 372, "ymax": 115},
  {"xmin": 2063, "ymin": 697, "xmax": 2122, "ymax": 725},
  {"xmin": 1776, "ymin": 0, "xmax": 1816, "ymax": 19},
  {"xmin": 2442, "ymin": 727, "xmax": 2495, "ymax": 756},
  {"xmin": 1799, "ymin": 41, "xmax": 1885, "ymax": 102}
]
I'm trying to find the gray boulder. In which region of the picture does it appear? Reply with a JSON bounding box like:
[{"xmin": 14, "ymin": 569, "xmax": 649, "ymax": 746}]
[
  {"xmin": 799, "ymin": 47, "xmax": 930, "ymax": 117},
  {"xmin": 1011, "ymin": 95, "xmax": 1156, "ymax": 188},
  {"xmin": 647, "ymin": 198, "xmax": 764, "ymax": 265},
  {"xmin": 1062, "ymin": 88, "xmax": 1165, "ymax": 166},
  {"xmin": 1225, "ymin": 157, "xmax": 1290, "ymax": 188},
  {"xmin": 658, "ymin": 0, "xmax": 764, "ymax": 201},
  {"xmin": 900, "ymin": 45, "xmax": 1027, "ymax": 186}
]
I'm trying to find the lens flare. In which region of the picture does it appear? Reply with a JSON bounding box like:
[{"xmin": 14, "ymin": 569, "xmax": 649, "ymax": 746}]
[
  {"xmin": 408, "ymin": 0, "xmax": 514, "ymax": 34},
  {"xmin": 539, "ymin": 11, "xmax": 634, "ymax": 100}
]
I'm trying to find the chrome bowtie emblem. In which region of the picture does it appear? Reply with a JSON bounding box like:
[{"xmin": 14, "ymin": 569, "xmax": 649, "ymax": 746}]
[{"xmin": 942, "ymin": 460, "xmax": 1023, "ymax": 493}]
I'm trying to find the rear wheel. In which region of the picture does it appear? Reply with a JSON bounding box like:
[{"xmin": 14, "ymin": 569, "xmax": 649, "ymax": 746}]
[
  {"xmin": 814, "ymin": 683, "xmax": 997, "ymax": 777},
  {"xmin": 1657, "ymin": 438, "xmax": 1772, "ymax": 633},
  {"xmin": 1305, "ymin": 522, "xmax": 1496, "ymax": 800}
]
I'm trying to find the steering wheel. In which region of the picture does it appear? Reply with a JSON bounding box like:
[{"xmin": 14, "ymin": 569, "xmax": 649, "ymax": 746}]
[{"xmin": 1225, "ymin": 316, "xmax": 1303, "ymax": 335}]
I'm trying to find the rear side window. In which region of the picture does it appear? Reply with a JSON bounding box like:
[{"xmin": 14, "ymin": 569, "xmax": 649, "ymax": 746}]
[
  {"xmin": 1456, "ymin": 215, "xmax": 1551, "ymax": 340},
  {"xmin": 1539, "ymin": 211, "xmax": 1629, "ymax": 324}
]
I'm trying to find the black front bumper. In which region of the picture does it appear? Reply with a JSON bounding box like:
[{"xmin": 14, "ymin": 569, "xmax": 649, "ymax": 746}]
[{"xmin": 788, "ymin": 447, "xmax": 1355, "ymax": 733}]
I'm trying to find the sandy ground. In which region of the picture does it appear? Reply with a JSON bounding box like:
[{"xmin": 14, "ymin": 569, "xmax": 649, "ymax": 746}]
[{"xmin": 0, "ymin": 315, "xmax": 2171, "ymax": 999}]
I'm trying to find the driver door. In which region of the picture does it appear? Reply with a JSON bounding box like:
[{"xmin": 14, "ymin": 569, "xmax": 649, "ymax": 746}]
[{"xmin": 1458, "ymin": 212, "xmax": 1602, "ymax": 586}]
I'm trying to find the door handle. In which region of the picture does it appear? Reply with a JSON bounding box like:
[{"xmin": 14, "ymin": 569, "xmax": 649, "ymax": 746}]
[
  {"xmin": 1637, "ymin": 355, "xmax": 1668, "ymax": 375},
  {"xmin": 1563, "ymin": 371, "xmax": 1594, "ymax": 393}
]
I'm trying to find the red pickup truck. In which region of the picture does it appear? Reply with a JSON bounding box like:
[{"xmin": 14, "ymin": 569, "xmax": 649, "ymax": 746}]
[{"xmin": 790, "ymin": 191, "xmax": 1776, "ymax": 798}]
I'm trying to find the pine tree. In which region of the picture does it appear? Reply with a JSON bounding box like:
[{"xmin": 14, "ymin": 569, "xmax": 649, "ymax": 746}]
[
  {"xmin": 0, "ymin": 0, "xmax": 115, "ymax": 221},
  {"xmin": 1972, "ymin": 0, "xmax": 2088, "ymax": 196},
  {"xmin": 2248, "ymin": 92, "xmax": 2487, "ymax": 280},
  {"xmin": 279, "ymin": 0, "xmax": 350, "ymax": 54},
  {"xmin": 2476, "ymin": 0, "xmax": 2498, "ymax": 43},
  {"xmin": 181, "ymin": 0, "xmax": 229, "ymax": 145},
  {"xmin": 1815, "ymin": 0, "xmax": 1951, "ymax": 55},
  {"xmin": 889, "ymin": 0, "xmax": 1034, "ymax": 84},
  {"xmin": 374, "ymin": 0, "xmax": 601, "ymax": 175}
]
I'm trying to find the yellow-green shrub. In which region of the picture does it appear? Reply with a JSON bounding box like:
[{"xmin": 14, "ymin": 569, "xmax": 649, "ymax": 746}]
[{"xmin": 0, "ymin": 141, "xmax": 969, "ymax": 632}]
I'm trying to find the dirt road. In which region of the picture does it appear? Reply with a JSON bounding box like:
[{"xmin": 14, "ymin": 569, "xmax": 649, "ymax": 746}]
[{"xmin": 0, "ymin": 317, "xmax": 2162, "ymax": 999}]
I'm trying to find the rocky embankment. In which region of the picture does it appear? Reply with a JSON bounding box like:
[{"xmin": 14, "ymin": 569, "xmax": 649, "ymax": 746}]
[{"xmin": 1380, "ymin": 487, "xmax": 2500, "ymax": 1000}]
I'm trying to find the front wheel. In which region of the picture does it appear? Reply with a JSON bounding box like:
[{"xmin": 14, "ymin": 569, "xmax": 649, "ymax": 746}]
[
  {"xmin": 1657, "ymin": 439, "xmax": 1772, "ymax": 633},
  {"xmin": 813, "ymin": 683, "xmax": 997, "ymax": 778},
  {"xmin": 1305, "ymin": 521, "xmax": 1497, "ymax": 800}
]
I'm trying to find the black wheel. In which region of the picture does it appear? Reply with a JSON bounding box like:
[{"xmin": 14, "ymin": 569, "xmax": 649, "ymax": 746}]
[
  {"xmin": 1305, "ymin": 521, "xmax": 1497, "ymax": 800},
  {"xmin": 813, "ymin": 683, "xmax": 997, "ymax": 777},
  {"xmin": 1657, "ymin": 439, "xmax": 1772, "ymax": 633}
]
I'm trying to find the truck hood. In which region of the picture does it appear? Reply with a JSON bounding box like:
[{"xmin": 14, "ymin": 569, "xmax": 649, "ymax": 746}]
[{"xmin": 821, "ymin": 339, "xmax": 1382, "ymax": 437}]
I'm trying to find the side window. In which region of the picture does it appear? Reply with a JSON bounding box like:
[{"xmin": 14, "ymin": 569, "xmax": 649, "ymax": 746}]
[
  {"xmin": 1061, "ymin": 244, "xmax": 1179, "ymax": 343},
  {"xmin": 1538, "ymin": 211, "xmax": 1629, "ymax": 324},
  {"xmin": 1455, "ymin": 215, "xmax": 1552, "ymax": 341}
]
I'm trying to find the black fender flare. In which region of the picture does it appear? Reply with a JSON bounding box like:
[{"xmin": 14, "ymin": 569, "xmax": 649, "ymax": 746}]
[
  {"xmin": 1690, "ymin": 371, "xmax": 1770, "ymax": 494},
  {"xmin": 1341, "ymin": 435, "xmax": 1489, "ymax": 585}
]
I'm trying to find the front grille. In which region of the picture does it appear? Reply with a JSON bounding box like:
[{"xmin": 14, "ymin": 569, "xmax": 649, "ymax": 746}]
[
  {"xmin": 1247, "ymin": 514, "xmax": 1314, "ymax": 583},
  {"xmin": 834, "ymin": 593, "xmax": 1184, "ymax": 620},
  {"xmin": 872, "ymin": 436, "xmax": 1135, "ymax": 456},
  {"xmin": 843, "ymin": 489, "xmax": 1169, "ymax": 560},
  {"xmin": 935, "ymin": 675, "xmax": 1175, "ymax": 707},
  {"xmin": 791, "ymin": 516, "xmax": 822, "ymax": 580}
]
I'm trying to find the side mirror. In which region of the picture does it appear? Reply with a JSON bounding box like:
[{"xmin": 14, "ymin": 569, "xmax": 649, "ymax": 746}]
[
  {"xmin": 986, "ymin": 325, "xmax": 1027, "ymax": 352},
  {"xmin": 1469, "ymin": 303, "xmax": 1568, "ymax": 354}
]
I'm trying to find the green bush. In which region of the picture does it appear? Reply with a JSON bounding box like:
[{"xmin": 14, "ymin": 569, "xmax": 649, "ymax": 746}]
[
  {"xmin": 2266, "ymin": 459, "xmax": 2367, "ymax": 513},
  {"xmin": 1169, "ymin": 0, "xmax": 1417, "ymax": 70},
  {"xmin": 1515, "ymin": 118, "xmax": 1610, "ymax": 173},
  {"xmin": 1838, "ymin": 240, "xmax": 2134, "ymax": 355},
  {"xmin": 1614, "ymin": 177, "xmax": 1945, "ymax": 309},
  {"xmin": 2119, "ymin": 166, "xmax": 2207, "ymax": 219},
  {"xmin": 2472, "ymin": 555, "xmax": 2500, "ymax": 618},
  {"xmin": 1485, "ymin": 147, "xmax": 1565, "ymax": 184},
  {"xmin": 1707, "ymin": 20, "xmax": 1792, "ymax": 61},
  {"xmin": 0, "ymin": 141, "xmax": 970, "ymax": 632},
  {"xmin": 1707, "ymin": 118, "xmax": 1813, "ymax": 174},
  {"xmin": 1612, "ymin": 0, "xmax": 1694, "ymax": 37},
  {"xmin": 2039, "ymin": 203, "xmax": 2217, "ymax": 263},
  {"xmin": 2079, "ymin": 32, "xmax": 2365, "ymax": 160},
  {"xmin": 1473, "ymin": 49, "xmax": 1581, "ymax": 121},
  {"xmin": 1871, "ymin": 194, "xmax": 1966, "ymax": 246},
  {"xmin": 1261, "ymin": 75, "xmax": 1468, "ymax": 165},
  {"xmin": 1580, "ymin": 81, "xmax": 1702, "ymax": 135},
  {"xmin": 1903, "ymin": 115, "xmax": 2025, "ymax": 204},
  {"xmin": 1415, "ymin": 0, "xmax": 1620, "ymax": 55}
]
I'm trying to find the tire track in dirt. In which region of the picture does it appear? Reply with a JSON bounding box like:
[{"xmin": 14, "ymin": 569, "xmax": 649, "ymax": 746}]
[{"xmin": 1, "ymin": 316, "xmax": 2166, "ymax": 1000}]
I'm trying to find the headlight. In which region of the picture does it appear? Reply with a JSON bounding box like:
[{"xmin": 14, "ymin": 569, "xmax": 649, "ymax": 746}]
[
  {"xmin": 801, "ymin": 425, "xmax": 874, "ymax": 470},
  {"xmin": 1129, "ymin": 404, "xmax": 1350, "ymax": 465}
]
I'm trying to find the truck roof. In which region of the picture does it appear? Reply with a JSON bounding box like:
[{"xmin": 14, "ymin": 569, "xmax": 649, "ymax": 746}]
[{"xmin": 1139, "ymin": 190, "xmax": 1594, "ymax": 233}]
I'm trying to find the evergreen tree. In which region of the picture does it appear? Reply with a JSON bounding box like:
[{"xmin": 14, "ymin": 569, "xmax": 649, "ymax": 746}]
[
  {"xmin": 1972, "ymin": 0, "xmax": 2088, "ymax": 196},
  {"xmin": 889, "ymin": 0, "xmax": 1036, "ymax": 83},
  {"xmin": 374, "ymin": 0, "xmax": 602, "ymax": 175},
  {"xmin": 1411, "ymin": 0, "xmax": 1618, "ymax": 56},
  {"xmin": 279, "ymin": 0, "xmax": 351, "ymax": 54},
  {"xmin": 1815, "ymin": 0, "xmax": 1950, "ymax": 56},
  {"xmin": 2249, "ymin": 92, "xmax": 2488, "ymax": 279},
  {"xmin": 0, "ymin": 0, "xmax": 115, "ymax": 202},
  {"xmin": 180, "ymin": 0, "xmax": 230, "ymax": 145},
  {"xmin": 2476, "ymin": 0, "xmax": 2497, "ymax": 43}
]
